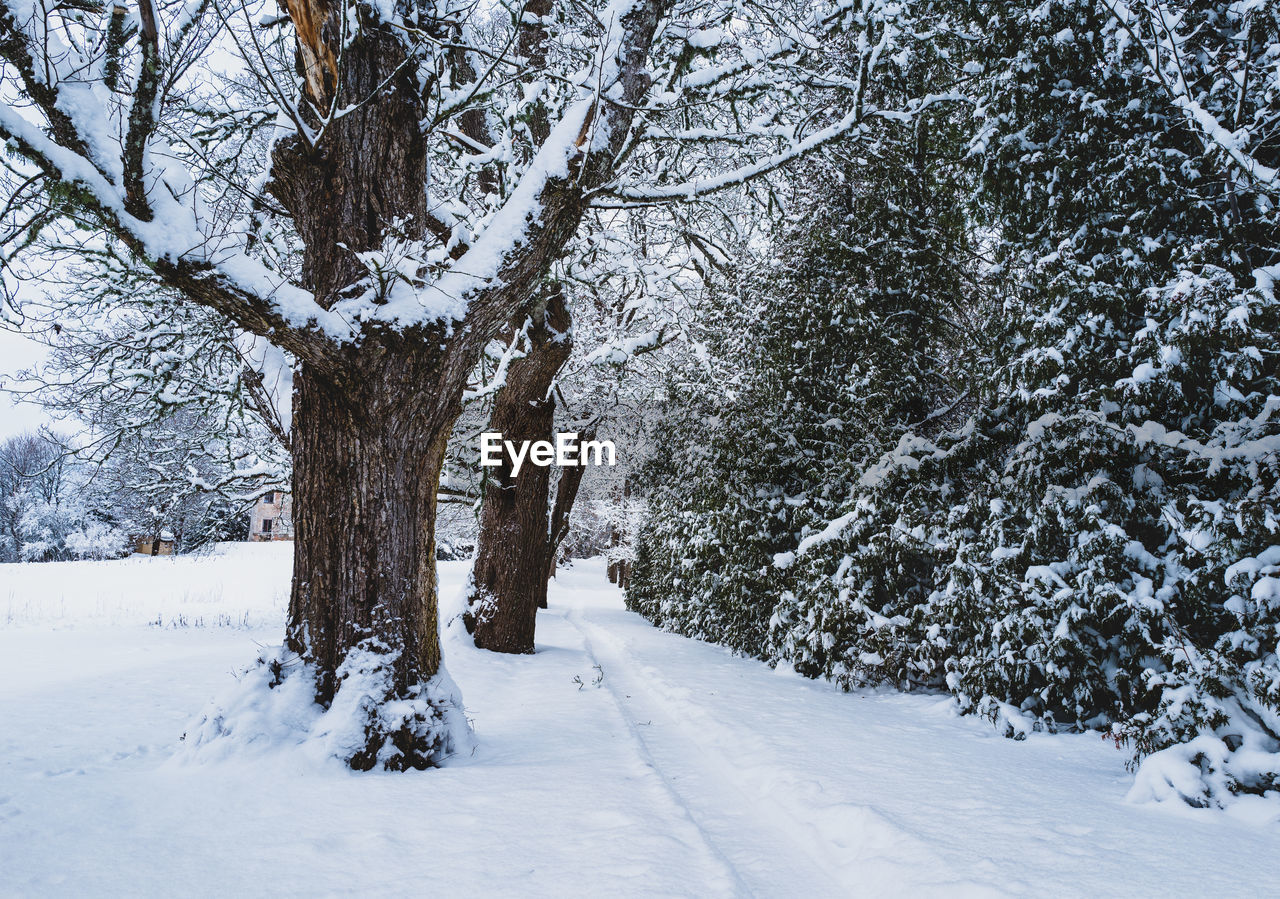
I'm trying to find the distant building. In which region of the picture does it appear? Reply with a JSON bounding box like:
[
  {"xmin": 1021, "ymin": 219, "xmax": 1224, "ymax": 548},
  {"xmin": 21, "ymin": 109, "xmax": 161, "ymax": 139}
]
[
  {"xmin": 134, "ymin": 530, "xmax": 175, "ymax": 556},
  {"xmin": 250, "ymin": 491, "xmax": 294, "ymax": 541}
]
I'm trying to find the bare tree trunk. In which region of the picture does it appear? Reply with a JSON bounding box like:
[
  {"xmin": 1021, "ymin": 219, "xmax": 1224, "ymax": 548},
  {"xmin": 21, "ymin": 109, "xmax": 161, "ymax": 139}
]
[
  {"xmin": 607, "ymin": 523, "xmax": 621, "ymax": 584},
  {"xmin": 463, "ymin": 0, "xmax": 591, "ymax": 635},
  {"xmin": 287, "ymin": 354, "xmax": 459, "ymax": 769},
  {"xmin": 264, "ymin": 11, "xmax": 473, "ymax": 767},
  {"xmin": 615, "ymin": 479, "xmax": 633, "ymax": 589},
  {"xmin": 466, "ymin": 288, "xmax": 572, "ymax": 653},
  {"xmin": 540, "ymin": 455, "xmax": 588, "ymax": 607}
]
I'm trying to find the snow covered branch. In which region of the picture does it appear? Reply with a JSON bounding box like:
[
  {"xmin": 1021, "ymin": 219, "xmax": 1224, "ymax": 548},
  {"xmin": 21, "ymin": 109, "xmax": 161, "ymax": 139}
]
[
  {"xmin": 0, "ymin": 0, "xmax": 349, "ymax": 367},
  {"xmin": 1102, "ymin": 0, "xmax": 1280, "ymax": 193}
]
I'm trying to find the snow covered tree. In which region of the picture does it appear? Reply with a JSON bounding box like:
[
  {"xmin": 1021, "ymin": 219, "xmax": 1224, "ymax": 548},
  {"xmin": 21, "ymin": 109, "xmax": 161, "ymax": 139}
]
[
  {"xmin": 778, "ymin": 0, "xmax": 1280, "ymax": 800},
  {"xmin": 0, "ymin": 430, "xmax": 132, "ymax": 561},
  {"xmin": 12, "ymin": 279, "xmax": 292, "ymax": 548},
  {"xmin": 465, "ymin": 287, "xmax": 575, "ymax": 652},
  {"xmin": 75, "ymin": 406, "xmax": 258, "ymax": 551},
  {"xmin": 923, "ymin": 0, "xmax": 1280, "ymax": 800},
  {"xmin": 1, "ymin": 0, "xmax": 917, "ymax": 767},
  {"xmin": 465, "ymin": 195, "xmax": 699, "ymax": 652},
  {"xmin": 0, "ymin": 430, "xmax": 65, "ymax": 561},
  {"xmin": 630, "ymin": 24, "xmax": 975, "ymax": 660},
  {"xmin": 631, "ymin": 0, "xmax": 1280, "ymax": 806}
]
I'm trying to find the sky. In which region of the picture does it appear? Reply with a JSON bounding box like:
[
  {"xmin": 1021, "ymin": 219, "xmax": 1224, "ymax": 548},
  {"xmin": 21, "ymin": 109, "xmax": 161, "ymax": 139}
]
[{"xmin": 0, "ymin": 328, "xmax": 56, "ymax": 442}]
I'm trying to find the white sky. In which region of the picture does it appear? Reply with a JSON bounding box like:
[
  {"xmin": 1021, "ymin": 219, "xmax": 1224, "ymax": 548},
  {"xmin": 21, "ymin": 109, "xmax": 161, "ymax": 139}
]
[{"xmin": 0, "ymin": 328, "xmax": 55, "ymax": 441}]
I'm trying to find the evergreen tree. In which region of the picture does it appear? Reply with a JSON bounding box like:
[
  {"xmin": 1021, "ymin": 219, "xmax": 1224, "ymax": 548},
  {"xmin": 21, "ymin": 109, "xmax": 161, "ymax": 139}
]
[
  {"xmin": 632, "ymin": 0, "xmax": 1280, "ymax": 805},
  {"xmin": 631, "ymin": 32, "xmax": 974, "ymax": 659},
  {"xmin": 933, "ymin": 0, "xmax": 1279, "ymax": 798}
]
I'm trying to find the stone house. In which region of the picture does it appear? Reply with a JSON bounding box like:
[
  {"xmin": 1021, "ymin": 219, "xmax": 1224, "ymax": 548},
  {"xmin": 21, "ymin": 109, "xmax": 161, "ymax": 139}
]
[{"xmin": 249, "ymin": 491, "xmax": 294, "ymax": 541}]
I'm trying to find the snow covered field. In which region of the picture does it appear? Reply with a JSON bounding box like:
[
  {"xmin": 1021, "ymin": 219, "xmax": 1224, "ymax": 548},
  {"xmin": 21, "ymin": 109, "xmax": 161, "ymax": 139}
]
[{"xmin": 1, "ymin": 544, "xmax": 1277, "ymax": 897}]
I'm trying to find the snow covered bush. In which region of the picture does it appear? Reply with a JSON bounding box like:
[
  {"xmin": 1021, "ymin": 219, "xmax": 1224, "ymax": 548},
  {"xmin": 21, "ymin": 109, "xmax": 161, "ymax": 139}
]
[
  {"xmin": 62, "ymin": 519, "xmax": 131, "ymax": 560},
  {"xmin": 629, "ymin": 392, "xmax": 799, "ymax": 654}
]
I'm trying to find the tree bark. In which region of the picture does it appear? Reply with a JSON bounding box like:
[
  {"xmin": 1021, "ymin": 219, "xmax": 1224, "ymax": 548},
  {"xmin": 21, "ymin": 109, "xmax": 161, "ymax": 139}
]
[
  {"xmin": 286, "ymin": 347, "xmax": 463, "ymax": 768},
  {"xmin": 262, "ymin": 10, "xmax": 473, "ymax": 768},
  {"xmin": 541, "ymin": 453, "xmax": 588, "ymax": 606},
  {"xmin": 466, "ymin": 287, "xmax": 573, "ymax": 653}
]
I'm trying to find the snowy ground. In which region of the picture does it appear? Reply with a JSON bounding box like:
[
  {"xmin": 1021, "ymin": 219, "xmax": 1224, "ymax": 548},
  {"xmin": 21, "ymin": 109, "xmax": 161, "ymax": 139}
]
[{"xmin": 0, "ymin": 545, "xmax": 1276, "ymax": 897}]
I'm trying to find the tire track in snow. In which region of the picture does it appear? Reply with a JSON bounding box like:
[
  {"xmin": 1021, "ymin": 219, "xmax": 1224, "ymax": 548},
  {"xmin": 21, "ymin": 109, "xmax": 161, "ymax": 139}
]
[
  {"xmin": 560, "ymin": 602, "xmax": 1007, "ymax": 898},
  {"xmin": 553, "ymin": 610, "xmax": 758, "ymax": 898},
  {"xmin": 561, "ymin": 607, "xmax": 866, "ymax": 898}
]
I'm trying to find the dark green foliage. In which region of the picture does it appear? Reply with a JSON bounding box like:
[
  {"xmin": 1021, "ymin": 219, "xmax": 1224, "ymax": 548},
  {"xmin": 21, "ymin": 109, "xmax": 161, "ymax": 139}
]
[
  {"xmin": 630, "ymin": 0, "xmax": 1280, "ymax": 804},
  {"xmin": 629, "ymin": 28, "xmax": 973, "ymax": 657}
]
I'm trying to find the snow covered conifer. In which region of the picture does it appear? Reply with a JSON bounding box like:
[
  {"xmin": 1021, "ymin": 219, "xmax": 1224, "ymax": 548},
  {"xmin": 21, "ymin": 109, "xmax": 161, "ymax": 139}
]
[
  {"xmin": 633, "ymin": 0, "xmax": 1280, "ymax": 805},
  {"xmin": 632, "ymin": 31, "xmax": 974, "ymax": 659},
  {"xmin": 918, "ymin": 0, "xmax": 1280, "ymax": 797}
]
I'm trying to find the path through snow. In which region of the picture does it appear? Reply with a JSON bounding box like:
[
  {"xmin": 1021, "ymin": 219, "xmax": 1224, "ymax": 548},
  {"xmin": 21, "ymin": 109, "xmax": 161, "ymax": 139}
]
[{"xmin": 0, "ymin": 546, "xmax": 1276, "ymax": 896}]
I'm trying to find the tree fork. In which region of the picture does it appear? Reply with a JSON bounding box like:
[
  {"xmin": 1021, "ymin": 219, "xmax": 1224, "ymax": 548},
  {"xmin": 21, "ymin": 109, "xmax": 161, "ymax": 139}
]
[{"xmin": 263, "ymin": 9, "xmax": 469, "ymax": 765}]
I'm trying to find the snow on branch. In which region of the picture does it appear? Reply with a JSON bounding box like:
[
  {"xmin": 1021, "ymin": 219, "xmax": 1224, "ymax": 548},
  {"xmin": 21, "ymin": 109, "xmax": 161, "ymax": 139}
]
[
  {"xmin": 0, "ymin": 0, "xmax": 349, "ymax": 363},
  {"xmin": 1102, "ymin": 0, "xmax": 1280, "ymax": 193},
  {"xmin": 587, "ymin": 1, "xmax": 956, "ymax": 206},
  {"xmin": 2, "ymin": 0, "xmax": 945, "ymax": 368},
  {"xmin": 343, "ymin": 0, "xmax": 671, "ymax": 335}
]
